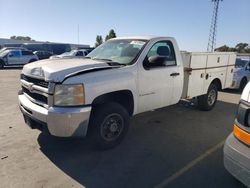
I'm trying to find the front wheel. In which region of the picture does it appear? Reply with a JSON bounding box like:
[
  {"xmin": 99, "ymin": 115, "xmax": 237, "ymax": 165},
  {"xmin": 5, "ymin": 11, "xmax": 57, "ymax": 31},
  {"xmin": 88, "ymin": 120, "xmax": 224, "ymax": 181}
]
[
  {"xmin": 197, "ymin": 83, "xmax": 218, "ymax": 111},
  {"xmin": 88, "ymin": 102, "xmax": 130, "ymax": 150}
]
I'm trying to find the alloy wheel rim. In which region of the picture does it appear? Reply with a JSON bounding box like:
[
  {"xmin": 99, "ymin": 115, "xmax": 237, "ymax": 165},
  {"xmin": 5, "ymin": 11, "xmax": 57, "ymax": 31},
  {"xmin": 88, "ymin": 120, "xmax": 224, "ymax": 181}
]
[{"xmin": 207, "ymin": 89, "xmax": 216, "ymax": 106}]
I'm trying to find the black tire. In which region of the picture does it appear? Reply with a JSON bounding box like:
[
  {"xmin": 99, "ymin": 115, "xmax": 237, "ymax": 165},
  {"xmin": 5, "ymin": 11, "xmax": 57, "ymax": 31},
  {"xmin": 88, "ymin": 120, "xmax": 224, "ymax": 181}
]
[
  {"xmin": 0, "ymin": 60, "xmax": 4, "ymax": 69},
  {"xmin": 88, "ymin": 102, "xmax": 130, "ymax": 150},
  {"xmin": 239, "ymin": 78, "xmax": 247, "ymax": 92},
  {"xmin": 197, "ymin": 83, "xmax": 218, "ymax": 111}
]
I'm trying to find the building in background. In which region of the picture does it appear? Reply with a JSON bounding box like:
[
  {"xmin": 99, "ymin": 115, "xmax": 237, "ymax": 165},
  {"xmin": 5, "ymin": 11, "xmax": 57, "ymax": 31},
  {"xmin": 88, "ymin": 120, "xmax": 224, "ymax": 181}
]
[{"xmin": 0, "ymin": 38, "xmax": 90, "ymax": 54}]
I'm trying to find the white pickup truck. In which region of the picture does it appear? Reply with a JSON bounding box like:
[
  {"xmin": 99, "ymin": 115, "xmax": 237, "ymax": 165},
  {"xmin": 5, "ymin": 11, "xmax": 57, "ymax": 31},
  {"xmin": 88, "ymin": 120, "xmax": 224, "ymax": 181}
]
[{"xmin": 18, "ymin": 36, "xmax": 236, "ymax": 149}]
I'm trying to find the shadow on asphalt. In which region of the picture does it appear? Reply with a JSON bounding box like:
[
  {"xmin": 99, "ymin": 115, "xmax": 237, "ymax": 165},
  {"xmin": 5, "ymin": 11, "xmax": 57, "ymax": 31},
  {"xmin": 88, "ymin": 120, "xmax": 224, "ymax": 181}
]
[
  {"xmin": 37, "ymin": 101, "xmax": 245, "ymax": 188},
  {"xmin": 0, "ymin": 66, "xmax": 23, "ymax": 70},
  {"xmin": 222, "ymin": 88, "xmax": 242, "ymax": 94}
]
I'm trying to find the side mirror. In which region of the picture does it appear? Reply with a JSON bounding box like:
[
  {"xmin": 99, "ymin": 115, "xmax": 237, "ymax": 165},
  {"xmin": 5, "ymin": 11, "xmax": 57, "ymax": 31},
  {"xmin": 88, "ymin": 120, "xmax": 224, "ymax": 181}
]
[
  {"xmin": 8, "ymin": 53, "xmax": 13, "ymax": 57},
  {"xmin": 148, "ymin": 55, "xmax": 166, "ymax": 65}
]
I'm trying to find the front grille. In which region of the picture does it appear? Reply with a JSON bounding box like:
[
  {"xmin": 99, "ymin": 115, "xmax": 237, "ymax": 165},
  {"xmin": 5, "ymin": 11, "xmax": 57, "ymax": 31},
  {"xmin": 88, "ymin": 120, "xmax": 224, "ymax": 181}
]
[
  {"xmin": 22, "ymin": 86, "xmax": 48, "ymax": 104},
  {"xmin": 21, "ymin": 74, "xmax": 49, "ymax": 88}
]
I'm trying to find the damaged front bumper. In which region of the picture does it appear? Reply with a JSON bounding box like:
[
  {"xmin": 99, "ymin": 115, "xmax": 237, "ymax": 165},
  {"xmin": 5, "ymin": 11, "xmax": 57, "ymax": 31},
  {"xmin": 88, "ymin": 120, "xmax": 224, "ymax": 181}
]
[{"xmin": 18, "ymin": 94, "xmax": 91, "ymax": 137}]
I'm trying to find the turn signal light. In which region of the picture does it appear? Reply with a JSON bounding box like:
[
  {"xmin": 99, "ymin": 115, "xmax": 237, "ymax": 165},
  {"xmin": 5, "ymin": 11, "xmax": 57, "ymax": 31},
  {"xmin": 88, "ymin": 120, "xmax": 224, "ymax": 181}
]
[{"xmin": 233, "ymin": 124, "xmax": 250, "ymax": 145}]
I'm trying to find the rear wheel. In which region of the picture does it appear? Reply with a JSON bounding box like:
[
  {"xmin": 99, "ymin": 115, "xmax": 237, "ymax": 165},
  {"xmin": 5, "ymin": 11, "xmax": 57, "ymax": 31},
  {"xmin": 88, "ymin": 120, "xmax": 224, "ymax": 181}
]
[
  {"xmin": 197, "ymin": 83, "xmax": 218, "ymax": 111},
  {"xmin": 88, "ymin": 102, "xmax": 130, "ymax": 150}
]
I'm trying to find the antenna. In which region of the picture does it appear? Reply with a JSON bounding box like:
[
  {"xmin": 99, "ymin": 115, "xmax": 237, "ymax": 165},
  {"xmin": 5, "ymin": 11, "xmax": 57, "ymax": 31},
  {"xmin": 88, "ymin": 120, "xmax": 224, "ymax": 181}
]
[{"xmin": 207, "ymin": 0, "xmax": 222, "ymax": 52}]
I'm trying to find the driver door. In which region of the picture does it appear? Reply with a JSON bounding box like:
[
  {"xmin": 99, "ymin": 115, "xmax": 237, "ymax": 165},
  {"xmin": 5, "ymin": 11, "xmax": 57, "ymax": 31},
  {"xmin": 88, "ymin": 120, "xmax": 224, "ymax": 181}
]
[
  {"xmin": 7, "ymin": 50, "xmax": 21, "ymax": 65},
  {"xmin": 137, "ymin": 40, "xmax": 179, "ymax": 113}
]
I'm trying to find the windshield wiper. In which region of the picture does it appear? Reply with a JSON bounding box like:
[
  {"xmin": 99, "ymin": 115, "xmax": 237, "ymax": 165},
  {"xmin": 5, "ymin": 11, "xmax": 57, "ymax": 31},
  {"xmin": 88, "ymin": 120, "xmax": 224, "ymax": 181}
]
[
  {"xmin": 106, "ymin": 62, "xmax": 126, "ymax": 66},
  {"xmin": 91, "ymin": 57, "xmax": 125, "ymax": 66},
  {"xmin": 92, "ymin": 57, "xmax": 113, "ymax": 61}
]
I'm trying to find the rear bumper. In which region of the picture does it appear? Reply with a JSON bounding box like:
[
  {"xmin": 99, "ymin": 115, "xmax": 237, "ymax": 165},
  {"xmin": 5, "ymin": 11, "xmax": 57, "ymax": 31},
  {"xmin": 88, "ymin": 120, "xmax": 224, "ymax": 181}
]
[
  {"xmin": 223, "ymin": 133, "xmax": 250, "ymax": 187},
  {"xmin": 18, "ymin": 94, "xmax": 91, "ymax": 137}
]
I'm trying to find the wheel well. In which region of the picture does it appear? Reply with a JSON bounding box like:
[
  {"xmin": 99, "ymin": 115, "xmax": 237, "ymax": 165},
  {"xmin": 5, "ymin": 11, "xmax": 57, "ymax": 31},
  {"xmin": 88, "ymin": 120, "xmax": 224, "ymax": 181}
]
[
  {"xmin": 0, "ymin": 59, "xmax": 4, "ymax": 64},
  {"xmin": 92, "ymin": 90, "xmax": 134, "ymax": 116},
  {"xmin": 241, "ymin": 77, "xmax": 247, "ymax": 82},
  {"xmin": 211, "ymin": 78, "xmax": 222, "ymax": 91}
]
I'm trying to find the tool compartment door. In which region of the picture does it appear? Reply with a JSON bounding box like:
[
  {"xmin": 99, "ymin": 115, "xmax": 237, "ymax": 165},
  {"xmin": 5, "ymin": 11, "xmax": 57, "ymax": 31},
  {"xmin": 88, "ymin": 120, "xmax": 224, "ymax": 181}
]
[
  {"xmin": 186, "ymin": 54, "xmax": 207, "ymax": 98},
  {"xmin": 203, "ymin": 54, "xmax": 228, "ymax": 93},
  {"xmin": 224, "ymin": 54, "xmax": 236, "ymax": 88}
]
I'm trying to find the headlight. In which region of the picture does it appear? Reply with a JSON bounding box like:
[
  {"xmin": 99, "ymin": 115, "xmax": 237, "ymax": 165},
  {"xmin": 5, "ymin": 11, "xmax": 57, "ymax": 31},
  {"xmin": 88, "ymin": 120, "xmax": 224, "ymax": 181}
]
[
  {"xmin": 54, "ymin": 84, "xmax": 84, "ymax": 106},
  {"xmin": 236, "ymin": 102, "xmax": 250, "ymax": 126}
]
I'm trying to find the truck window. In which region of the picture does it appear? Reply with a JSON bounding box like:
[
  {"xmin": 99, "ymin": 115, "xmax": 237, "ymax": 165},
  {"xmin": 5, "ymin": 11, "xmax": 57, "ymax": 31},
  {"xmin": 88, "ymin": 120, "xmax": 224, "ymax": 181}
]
[
  {"xmin": 87, "ymin": 39, "xmax": 146, "ymax": 65},
  {"xmin": 143, "ymin": 40, "xmax": 176, "ymax": 69},
  {"xmin": 9, "ymin": 50, "xmax": 21, "ymax": 57},
  {"xmin": 21, "ymin": 50, "xmax": 34, "ymax": 56},
  {"xmin": 246, "ymin": 63, "xmax": 250, "ymax": 71},
  {"xmin": 235, "ymin": 58, "xmax": 248, "ymax": 68}
]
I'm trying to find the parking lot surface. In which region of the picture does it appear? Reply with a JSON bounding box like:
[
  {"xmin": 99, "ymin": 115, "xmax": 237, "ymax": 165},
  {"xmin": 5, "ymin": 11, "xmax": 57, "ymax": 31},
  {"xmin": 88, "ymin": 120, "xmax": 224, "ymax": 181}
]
[{"xmin": 0, "ymin": 69, "xmax": 246, "ymax": 188}]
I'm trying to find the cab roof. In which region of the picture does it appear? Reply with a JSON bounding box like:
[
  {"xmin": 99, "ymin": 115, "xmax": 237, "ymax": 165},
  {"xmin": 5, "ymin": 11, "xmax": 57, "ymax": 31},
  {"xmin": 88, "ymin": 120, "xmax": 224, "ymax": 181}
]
[{"xmin": 110, "ymin": 36, "xmax": 173, "ymax": 41}]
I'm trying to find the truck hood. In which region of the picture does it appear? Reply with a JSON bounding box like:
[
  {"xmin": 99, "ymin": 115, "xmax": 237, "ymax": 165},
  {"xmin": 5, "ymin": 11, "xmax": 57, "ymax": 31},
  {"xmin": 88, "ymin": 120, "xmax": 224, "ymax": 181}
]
[{"xmin": 22, "ymin": 58, "xmax": 121, "ymax": 82}]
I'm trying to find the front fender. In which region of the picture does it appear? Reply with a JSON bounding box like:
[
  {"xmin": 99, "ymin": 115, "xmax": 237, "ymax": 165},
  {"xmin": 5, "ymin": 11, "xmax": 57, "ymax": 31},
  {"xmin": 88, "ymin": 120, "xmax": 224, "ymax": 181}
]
[{"xmin": 63, "ymin": 65, "xmax": 138, "ymax": 113}]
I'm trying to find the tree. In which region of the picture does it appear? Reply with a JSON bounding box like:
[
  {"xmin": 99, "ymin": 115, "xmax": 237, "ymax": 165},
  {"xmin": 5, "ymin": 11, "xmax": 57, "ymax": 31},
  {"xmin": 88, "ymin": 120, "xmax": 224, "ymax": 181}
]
[
  {"xmin": 246, "ymin": 46, "xmax": 250, "ymax": 53},
  {"xmin": 215, "ymin": 43, "xmax": 250, "ymax": 53},
  {"xmin": 105, "ymin": 29, "xmax": 116, "ymax": 41},
  {"xmin": 10, "ymin": 36, "xmax": 16, "ymax": 40},
  {"xmin": 10, "ymin": 35, "xmax": 34, "ymax": 41},
  {"xmin": 235, "ymin": 43, "xmax": 249, "ymax": 53},
  {"xmin": 95, "ymin": 35, "xmax": 103, "ymax": 47},
  {"xmin": 215, "ymin": 45, "xmax": 229, "ymax": 52}
]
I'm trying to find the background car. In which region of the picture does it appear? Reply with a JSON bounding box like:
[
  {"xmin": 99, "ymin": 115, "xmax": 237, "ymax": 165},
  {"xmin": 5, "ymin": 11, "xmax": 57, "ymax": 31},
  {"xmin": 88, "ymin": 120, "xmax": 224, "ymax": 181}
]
[
  {"xmin": 50, "ymin": 49, "xmax": 88, "ymax": 59},
  {"xmin": 77, "ymin": 47, "xmax": 95, "ymax": 54},
  {"xmin": 230, "ymin": 56, "xmax": 250, "ymax": 91},
  {"xmin": 0, "ymin": 47, "xmax": 27, "ymax": 53},
  {"xmin": 34, "ymin": 50, "xmax": 53, "ymax": 60},
  {"xmin": 0, "ymin": 49, "xmax": 38, "ymax": 68}
]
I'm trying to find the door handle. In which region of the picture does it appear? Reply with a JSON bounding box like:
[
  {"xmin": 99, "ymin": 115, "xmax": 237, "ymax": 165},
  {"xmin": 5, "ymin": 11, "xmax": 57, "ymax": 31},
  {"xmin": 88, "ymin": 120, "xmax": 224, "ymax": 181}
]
[{"xmin": 170, "ymin": 72, "xmax": 180, "ymax": 77}]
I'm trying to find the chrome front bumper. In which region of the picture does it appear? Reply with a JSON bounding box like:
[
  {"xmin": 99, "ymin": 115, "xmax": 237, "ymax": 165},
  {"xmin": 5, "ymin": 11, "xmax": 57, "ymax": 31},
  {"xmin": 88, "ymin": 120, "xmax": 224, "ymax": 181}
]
[
  {"xmin": 18, "ymin": 94, "xmax": 91, "ymax": 137},
  {"xmin": 224, "ymin": 133, "xmax": 250, "ymax": 187}
]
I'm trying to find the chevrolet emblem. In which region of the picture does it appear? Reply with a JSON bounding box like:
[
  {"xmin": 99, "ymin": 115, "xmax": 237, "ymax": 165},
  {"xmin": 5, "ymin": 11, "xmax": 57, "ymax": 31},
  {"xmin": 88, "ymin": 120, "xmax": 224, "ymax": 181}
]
[{"xmin": 28, "ymin": 84, "xmax": 33, "ymax": 92}]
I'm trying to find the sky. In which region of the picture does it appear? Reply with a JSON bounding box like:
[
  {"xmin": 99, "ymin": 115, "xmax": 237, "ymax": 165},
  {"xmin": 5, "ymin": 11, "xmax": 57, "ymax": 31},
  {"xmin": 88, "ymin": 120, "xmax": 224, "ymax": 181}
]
[{"xmin": 0, "ymin": 0, "xmax": 249, "ymax": 51}]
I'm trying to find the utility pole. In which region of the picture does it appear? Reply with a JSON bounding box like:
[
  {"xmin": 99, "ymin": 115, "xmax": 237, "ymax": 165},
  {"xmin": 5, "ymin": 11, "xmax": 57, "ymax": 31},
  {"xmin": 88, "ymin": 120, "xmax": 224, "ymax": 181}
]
[
  {"xmin": 207, "ymin": 0, "xmax": 223, "ymax": 52},
  {"xmin": 77, "ymin": 24, "xmax": 79, "ymax": 46}
]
